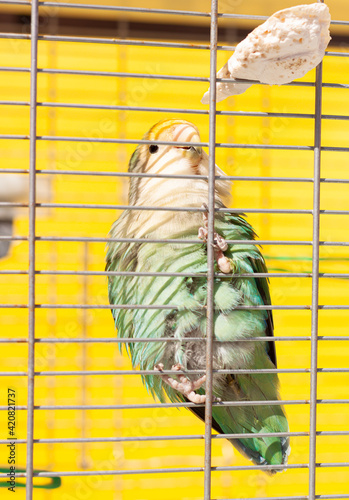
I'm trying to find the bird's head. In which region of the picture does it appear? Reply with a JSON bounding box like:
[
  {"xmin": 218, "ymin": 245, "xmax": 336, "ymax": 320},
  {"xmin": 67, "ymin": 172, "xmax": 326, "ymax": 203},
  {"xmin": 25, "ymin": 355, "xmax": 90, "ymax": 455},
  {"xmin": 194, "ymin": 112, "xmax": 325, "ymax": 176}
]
[
  {"xmin": 127, "ymin": 119, "xmax": 230, "ymax": 207},
  {"xmin": 130, "ymin": 119, "xmax": 203, "ymax": 176}
]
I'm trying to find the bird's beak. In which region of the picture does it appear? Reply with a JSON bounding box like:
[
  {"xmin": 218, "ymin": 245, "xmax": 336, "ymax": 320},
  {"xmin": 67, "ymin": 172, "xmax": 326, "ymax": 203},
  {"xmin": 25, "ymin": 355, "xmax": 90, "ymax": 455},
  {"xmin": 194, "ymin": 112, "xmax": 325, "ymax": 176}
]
[
  {"xmin": 172, "ymin": 123, "xmax": 202, "ymax": 157},
  {"xmin": 175, "ymin": 145, "xmax": 202, "ymax": 156}
]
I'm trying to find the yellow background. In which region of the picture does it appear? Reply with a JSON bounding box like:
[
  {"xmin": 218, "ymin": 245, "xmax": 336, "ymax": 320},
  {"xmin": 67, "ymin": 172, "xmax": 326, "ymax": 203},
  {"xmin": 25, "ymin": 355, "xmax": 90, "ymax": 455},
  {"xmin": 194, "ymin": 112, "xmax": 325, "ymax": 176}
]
[{"xmin": 0, "ymin": 19, "xmax": 348, "ymax": 500}]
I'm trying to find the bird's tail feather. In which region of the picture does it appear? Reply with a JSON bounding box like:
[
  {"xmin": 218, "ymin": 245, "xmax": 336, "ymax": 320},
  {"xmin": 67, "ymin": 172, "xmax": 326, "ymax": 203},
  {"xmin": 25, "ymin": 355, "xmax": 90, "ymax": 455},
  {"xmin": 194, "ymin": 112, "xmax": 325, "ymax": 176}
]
[{"xmin": 212, "ymin": 374, "xmax": 290, "ymax": 472}]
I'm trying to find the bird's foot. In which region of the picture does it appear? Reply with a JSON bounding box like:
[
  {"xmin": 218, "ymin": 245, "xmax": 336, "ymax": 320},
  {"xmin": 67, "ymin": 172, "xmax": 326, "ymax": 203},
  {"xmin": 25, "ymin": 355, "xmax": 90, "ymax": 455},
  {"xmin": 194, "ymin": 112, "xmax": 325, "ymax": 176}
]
[
  {"xmin": 214, "ymin": 248, "xmax": 232, "ymax": 274},
  {"xmin": 154, "ymin": 363, "xmax": 220, "ymax": 404},
  {"xmin": 198, "ymin": 205, "xmax": 232, "ymax": 274}
]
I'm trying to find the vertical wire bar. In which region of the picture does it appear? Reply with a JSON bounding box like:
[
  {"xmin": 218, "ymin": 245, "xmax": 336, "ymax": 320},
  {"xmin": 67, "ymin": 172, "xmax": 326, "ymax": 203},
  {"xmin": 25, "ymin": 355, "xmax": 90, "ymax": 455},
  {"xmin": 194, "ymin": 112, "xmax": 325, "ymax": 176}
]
[
  {"xmin": 204, "ymin": 0, "xmax": 218, "ymax": 498},
  {"xmin": 26, "ymin": 0, "xmax": 39, "ymax": 498},
  {"xmin": 308, "ymin": 32, "xmax": 324, "ymax": 500}
]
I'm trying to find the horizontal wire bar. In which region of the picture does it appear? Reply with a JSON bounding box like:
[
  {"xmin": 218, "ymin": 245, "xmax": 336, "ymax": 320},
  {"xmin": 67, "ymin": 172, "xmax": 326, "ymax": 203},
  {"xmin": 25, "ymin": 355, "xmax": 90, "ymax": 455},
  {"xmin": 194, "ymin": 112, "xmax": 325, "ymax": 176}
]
[
  {"xmin": 0, "ymin": 134, "xmax": 29, "ymax": 139},
  {"xmin": 40, "ymin": 139, "xmax": 349, "ymax": 152},
  {"xmin": 217, "ymin": 463, "xmax": 349, "ymax": 472},
  {"xmin": 0, "ymin": 64, "xmax": 348, "ymax": 91},
  {"xmin": 0, "ymin": 0, "xmax": 30, "ymax": 4},
  {"xmin": 14, "ymin": 234, "xmax": 349, "ymax": 247},
  {"xmin": 0, "ymin": 168, "xmax": 29, "ymax": 174},
  {"xmin": 0, "ymin": 175, "xmax": 349, "ymax": 187},
  {"xmin": 0, "ymin": 434, "xmax": 303, "ymax": 445},
  {"xmin": 0, "ymin": 234, "xmax": 318, "ymax": 244},
  {"xmin": 0, "ymin": 202, "xmax": 314, "ymax": 215},
  {"xmin": 52, "ymin": 272, "xmax": 348, "ymax": 278},
  {"xmin": 1, "ymin": 201, "xmax": 349, "ymax": 217},
  {"xmin": 1, "ymin": 305, "xmax": 349, "ymax": 310},
  {"xmin": 2, "ymin": 367, "xmax": 349, "ymax": 377},
  {"xmin": 1, "ymin": 270, "xmax": 349, "ymax": 279},
  {"xmin": 69, "ymin": 37, "xmax": 216, "ymax": 52},
  {"xmin": 326, "ymin": 51, "xmax": 349, "ymax": 58},
  {"xmin": 0, "ymin": 234, "xmax": 322, "ymax": 243},
  {"xmin": 54, "ymin": 238, "xmax": 349, "ymax": 247},
  {"xmin": 2, "ymin": 100, "xmax": 349, "ymax": 122},
  {"xmin": 0, "ymin": 0, "xmax": 349, "ymax": 26},
  {"xmin": 330, "ymin": 20, "xmax": 349, "ymax": 25},
  {"xmin": 1, "ymin": 132, "xmax": 348, "ymax": 151},
  {"xmin": 2, "ymin": 201, "xmax": 349, "ymax": 218},
  {"xmin": 1, "ymin": 201, "xmax": 205, "ymax": 211},
  {"xmin": 0, "ymin": 172, "xmax": 329, "ymax": 187},
  {"xmin": 0, "ymin": 36, "xmax": 226, "ymax": 55},
  {"xmin": 0, "ymin": 64, "xmax": 30, "ymax": 71},
  {"xmin": 0, "ymin": 34, "xmax": 32, "ymax": 40},
  {"xmin": 0, "ymin": 336, "xmax": 338, "ymax": 344},
  {"xmin": 0, "ymin": 33, "xmax": 346, "ymax": 61},
  {"xmin": 0, "ymin": 462, "xmax": 348, "ymax": 478},
  {"xmin": 0, "ymin": 236, "xmax": 27, "ymax": 241},
  {"xmin": 2, "ymin": 430, "xmax": 349, "ymax": 445},
  {"xmin": 0, "ymin": 65, "xmax": 210, "ymax": 80},
  {"xmin": 0, "ymin": 369, "xmax": 309, "ymax": 376},
  {"xmin": 30, "ymin": 271, "xmax": 349, "ymax": 278},
  {"xmin": 1, "ymin": 0, "xmax": 348, "ymax": 27},
  {"xmin": 2, "ymin": 336, "xmax": 349, "ymax": 344},
  {"xmin": 0, "ymin": 66, "xmax": 30, "ymax": 74},
  {"xmin": 0, "ymin": 434, "xmax": 298, "ymax": 445},
  {"xmin": 0, "ymin": 35, "xmax": 206, "ymax": 49},
  {"xmin": 229, "ymin": 79, "xmax": 349, "ymax": 91},
  {"xmin": 219, "ymin": 496, "xmax": 349, "ymax": 500},
  {"xmin": 29, "ymin": 173, "xmax": 349, "ymax": 186},
  {"xmin": 0, "ymin": 337, "xmax": 313, "ymax": 344},
  {"xmin": 0, "ymin": 34, "xmax": 348, "ymax": 55},
  {"xmin": 1, "ymin": 166, "xmax": 349, "ymax": 186},
  {"xmin": 0, "ymin": 236, "xmax": 29, "ymax": 242},
  {"xmin": 0, "ymin": 34, "xmax": 345, "ymax": 63},
  {"xmin": 0, "ymin": 400, "xmax": 348, "ymax": 411},
  {"xmin": 38, "ymin": 1, "xmax": 211, "ymax": 17},
  {"xmin": 39, "ymin": 2, "xmax": 349, "ymax": 28}
]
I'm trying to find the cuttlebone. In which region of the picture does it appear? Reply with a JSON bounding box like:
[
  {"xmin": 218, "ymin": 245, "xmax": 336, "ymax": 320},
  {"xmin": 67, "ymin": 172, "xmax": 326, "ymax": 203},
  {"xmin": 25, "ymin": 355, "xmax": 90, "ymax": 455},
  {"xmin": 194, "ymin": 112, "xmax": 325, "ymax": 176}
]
[{"xmin": 202, "ymin": 3, "xmax": 331, "ymax": 104}]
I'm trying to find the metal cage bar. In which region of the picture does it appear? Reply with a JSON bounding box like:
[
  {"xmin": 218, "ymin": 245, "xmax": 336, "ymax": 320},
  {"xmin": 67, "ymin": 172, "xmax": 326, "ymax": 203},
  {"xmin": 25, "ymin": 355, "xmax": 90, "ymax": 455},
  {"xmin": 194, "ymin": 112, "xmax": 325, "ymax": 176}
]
[
  {"xmin": 203, "ymin": 1, "xmax": 218, "ymax": 497},
  {"xmin": 25, "ymin": 0, "xmax": 38, "ymax": 498},
  {"xmin": 308, "ymin": 47, "xmax": 322, "ymax": 500},
  {"xmin": 0, "ymin": 398, "xmax": 348, "ymax": 411},
  {"xmin": 0, "ymin": 0, "xmax": 348, "ymax": 498}
]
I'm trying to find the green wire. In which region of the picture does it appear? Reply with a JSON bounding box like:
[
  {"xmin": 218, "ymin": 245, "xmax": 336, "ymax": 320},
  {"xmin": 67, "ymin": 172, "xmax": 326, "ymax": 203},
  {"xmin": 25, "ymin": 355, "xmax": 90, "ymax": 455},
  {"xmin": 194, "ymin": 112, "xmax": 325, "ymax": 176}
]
[
  {"xmin": 265, "ymin": 255, "xmax": 349, "ymax": 278},
  {"xmin": 265, "ymin": 255, "xmax": 349, "ymax": 262},
  {"xmin": 0, "ymin": 467, "xmax": 61, "ymax": 489}
]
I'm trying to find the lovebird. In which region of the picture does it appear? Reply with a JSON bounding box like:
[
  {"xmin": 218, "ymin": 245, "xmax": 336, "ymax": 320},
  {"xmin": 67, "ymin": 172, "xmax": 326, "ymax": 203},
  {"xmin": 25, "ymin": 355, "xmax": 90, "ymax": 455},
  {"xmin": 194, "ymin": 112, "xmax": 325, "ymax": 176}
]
[{"xmin": 106, "ymin": 119, "xmax": 290, "ymax": 471}]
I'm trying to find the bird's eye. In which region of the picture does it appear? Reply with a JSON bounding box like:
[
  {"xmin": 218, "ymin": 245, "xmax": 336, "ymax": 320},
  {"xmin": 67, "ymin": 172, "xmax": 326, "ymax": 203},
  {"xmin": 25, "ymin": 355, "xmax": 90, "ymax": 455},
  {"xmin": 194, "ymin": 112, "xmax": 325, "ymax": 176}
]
[{"xmin": 149, "ymin": 145, "xmax": 159, "ymax": 154}]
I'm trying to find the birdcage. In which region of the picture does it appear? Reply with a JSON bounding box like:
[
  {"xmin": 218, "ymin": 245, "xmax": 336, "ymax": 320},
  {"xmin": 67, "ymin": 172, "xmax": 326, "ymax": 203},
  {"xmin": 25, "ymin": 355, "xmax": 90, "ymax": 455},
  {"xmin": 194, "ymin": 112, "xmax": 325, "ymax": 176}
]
[{"xmin": 0, "ymin": 0, "xmax": 348, "ymax": 499}]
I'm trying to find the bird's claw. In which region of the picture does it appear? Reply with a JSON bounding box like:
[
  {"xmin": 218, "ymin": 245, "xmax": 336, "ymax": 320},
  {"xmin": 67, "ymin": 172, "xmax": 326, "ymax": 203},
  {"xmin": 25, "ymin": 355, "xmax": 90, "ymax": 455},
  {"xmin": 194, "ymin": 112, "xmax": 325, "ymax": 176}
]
[
  {"xmin": 154, "ymin": 363, "xmax": 221, "ymax": 404},
  {"xmin": 198, "ymin": 205, "xmax": 232, "ymax": 274},
  {"xmin": 198, "ymin": 226, "xmax": 208, "ymax": 241},
  {"xmin": 214, "ymin": 233, "xmax": 228, "ymax": 252},
  {"xmin": 215, "ymin": 251, "xmax": 232, "ymax": 274}
]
